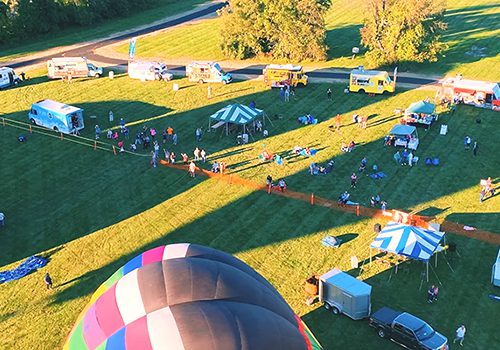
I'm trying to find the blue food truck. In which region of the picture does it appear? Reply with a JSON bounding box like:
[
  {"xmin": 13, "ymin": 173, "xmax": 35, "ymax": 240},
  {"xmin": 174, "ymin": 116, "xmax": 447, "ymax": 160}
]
[{"xmin": 28, "ymin": 99, "xmax": 84, "ymax": 134}]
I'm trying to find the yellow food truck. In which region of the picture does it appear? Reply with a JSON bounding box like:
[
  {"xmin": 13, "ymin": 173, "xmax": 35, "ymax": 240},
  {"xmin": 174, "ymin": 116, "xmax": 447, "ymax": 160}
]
[
  {"xmin": 349, "ymin": 66, "xmax": 396, "ymax": 94},
  {"xmin": 263, "ymin": 64, "xmax": 308, "ymax": 87}
]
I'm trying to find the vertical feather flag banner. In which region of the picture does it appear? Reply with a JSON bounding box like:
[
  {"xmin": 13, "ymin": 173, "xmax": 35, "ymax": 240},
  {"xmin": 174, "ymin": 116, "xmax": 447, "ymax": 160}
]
[{"xmin": 129, "ymin": 37, "xmax": 137, "ymax": 59}]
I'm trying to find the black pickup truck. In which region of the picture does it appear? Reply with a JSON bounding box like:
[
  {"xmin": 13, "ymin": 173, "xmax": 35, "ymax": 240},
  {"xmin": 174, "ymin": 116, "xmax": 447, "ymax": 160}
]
[{"xmin": 369, "ymin": 307, "xmax": 448, "ymax": 350}]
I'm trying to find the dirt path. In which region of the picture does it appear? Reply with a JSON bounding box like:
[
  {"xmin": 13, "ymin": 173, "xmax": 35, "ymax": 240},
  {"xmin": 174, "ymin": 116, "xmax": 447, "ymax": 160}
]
[{"xmin": 160, "ymin": 160, "xmax": 500, "ymax": 245}]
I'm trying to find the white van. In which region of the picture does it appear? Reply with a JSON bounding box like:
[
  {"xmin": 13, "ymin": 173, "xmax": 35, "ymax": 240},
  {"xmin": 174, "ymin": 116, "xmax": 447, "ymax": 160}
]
[
  {"xmin": 47, "ymin": 57, "xmax": 103, "ymax": 79},
  {"xmin": 128, "ymin": 61, "xmax": 173, "ymax": 81},
  {"xmin": 0, "ymin": 67, "xmax": 20, "ymax": 89}
]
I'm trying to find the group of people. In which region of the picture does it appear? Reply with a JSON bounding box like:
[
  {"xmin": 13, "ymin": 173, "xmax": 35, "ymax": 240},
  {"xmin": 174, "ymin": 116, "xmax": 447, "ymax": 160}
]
[
  {"xmin": 211, "ymin": 161, "xmax": 226, "ymax": 174},
  {"xmin": 309, "ymin": 160, "xmax": 334, "ymax": 175},
  {"xmin": 341, "ymin": 140, "xmax": 356, "ymax": 153},
  {"xmin": 394, "ymin": 148, "xmax": 415, "ymax": 166},
  {"xmin": 463, "ymin": 135, "xmax": 478, "ymax": 155},
  {"xmin": 279, "ymin": 84, "xmax": 295, "ymax": 102},
  {"xmin": 265, "ymin": 175, "xmax": 287, "ymax": 192},
  {"xmin": 427, "ymin": 284, "xmax": 439, "ymax": 303}
]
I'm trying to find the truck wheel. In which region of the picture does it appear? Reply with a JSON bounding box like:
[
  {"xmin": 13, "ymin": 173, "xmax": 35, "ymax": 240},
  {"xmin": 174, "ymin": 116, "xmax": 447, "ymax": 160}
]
[
  {"xmin": 53, "ymin": 126, "xmax": 59, "ymax": 132},
  {"xmin": 377, "ymin": 328, "xmax": 386, "ymax": 338},
  {"xmin": 331, "ymin": 307, "xmax": 340, "ymax": 315},
  {"xmin": 155, "ymin": 73, "xmax": 161, "ymax": 81},
  {"xmin": 198, "ymin": 79, "xmax": 204, "ymax": 84},
  {"xmin": 30, "ymin": 118, "xmax": 37, "ymax": 125},
  {"xmin": 223, "ymin": 79, "xmax": 228, "ymax": 85},
  {"xmin": 324, "ymin": 303, "xmax": 331, "ymax": 310},
  {"xmin": 359, "ymin": 89, "xmax": 365, "ymax": 94},
  {"xmin": 94, "ymin": 73, "xmax": 100, "ymax": 78}
]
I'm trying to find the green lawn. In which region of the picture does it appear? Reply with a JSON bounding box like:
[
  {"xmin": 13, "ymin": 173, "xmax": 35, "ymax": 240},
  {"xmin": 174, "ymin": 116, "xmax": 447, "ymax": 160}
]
[
  {"xmin": 0, "ymin": 0, "xmax": 206, "ymax": 63},
  {"xmin": 0, "ymin": 71, "xmax": 499, "ymax": 349},
  {"xmin": 113, "ymin": 0, "xmax": 500, "ymax": 80}
]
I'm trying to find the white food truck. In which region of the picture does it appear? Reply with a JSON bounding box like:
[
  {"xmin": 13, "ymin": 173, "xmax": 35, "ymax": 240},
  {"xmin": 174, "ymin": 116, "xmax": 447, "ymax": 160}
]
[
  {"xmin": 47, "ymin": 57, "xmax": 103, "ymax": 79},
  {"xmin": 0, "ymin": 67, "xmax": 21, "ymax": 89},
  {"xmin": 128, "ymin": 61, "xmax": 173, "ymax": 81}
]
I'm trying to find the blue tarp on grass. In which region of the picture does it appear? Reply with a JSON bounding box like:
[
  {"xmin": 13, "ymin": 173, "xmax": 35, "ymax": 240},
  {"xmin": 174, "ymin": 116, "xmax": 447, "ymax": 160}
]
[{"xmin": 0, "ymin": 256, "xmax": 47, "ymax": 283}]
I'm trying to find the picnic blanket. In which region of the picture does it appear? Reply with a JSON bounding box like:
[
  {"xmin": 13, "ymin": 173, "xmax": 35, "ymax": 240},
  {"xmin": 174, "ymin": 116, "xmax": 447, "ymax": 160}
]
[
  {"xmin": 0, "ymin": 256, "xmax": 47, "ymax": 283},
  {"xmin": 322, "ymin": 236, "xmax": 341, "ymax": 248},
  {"xmin": 369, "ymin": 172, "xmax": 387, "ymax": 179}
]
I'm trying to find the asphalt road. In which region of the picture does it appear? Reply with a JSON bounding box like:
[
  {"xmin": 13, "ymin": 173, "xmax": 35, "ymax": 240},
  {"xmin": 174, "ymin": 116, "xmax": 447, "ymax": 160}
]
[
  {"xmin": 8, "ymin": 2, "xmax": 227, "ymax": 69},
  {"xmin": 7, "ymin": 1, "xmax": 437, "ymax": 86}
]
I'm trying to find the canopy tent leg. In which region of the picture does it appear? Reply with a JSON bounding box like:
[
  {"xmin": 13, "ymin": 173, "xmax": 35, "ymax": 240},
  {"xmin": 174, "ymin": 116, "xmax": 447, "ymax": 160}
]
[
  {"xmin": 426, "ymin": 261, "xmax": 429, "ymax": 282},
  {"xmin": 435, "ymin": 252, "xmax": 438, "ymax": 268},
  {"xmin": 226, "ymin": 122, "xmax": 229, "ymax": 136},
  {"xmin": 208, "ymin": 118, "xmax": 211, "ymax": 133}
]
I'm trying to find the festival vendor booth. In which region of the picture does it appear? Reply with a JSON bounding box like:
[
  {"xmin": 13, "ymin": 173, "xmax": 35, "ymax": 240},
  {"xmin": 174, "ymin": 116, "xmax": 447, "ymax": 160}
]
[
  {"xmin": 208, "ymin": 104, "xmax": 266, "ymax": 142},
  {"xmin": 386, "ymin": 124, "xmax": 419, "ymax": 150},
  {"xmin": 370, "ymin": 222, "xmax": 445, "ymax": 282},
  {"xmin": 402, "ymin": 101, "xmax": 437, "ymax": 129},
  {"xmin": 437, "ymin": 76, "xmax": 500, "ymax": 111}
]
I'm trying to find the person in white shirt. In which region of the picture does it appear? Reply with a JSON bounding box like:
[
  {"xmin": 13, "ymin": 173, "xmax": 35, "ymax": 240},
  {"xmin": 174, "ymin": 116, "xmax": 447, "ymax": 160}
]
[{"xmin": 453, "ymin": 325, "xmax": 466, "ymax": 346}]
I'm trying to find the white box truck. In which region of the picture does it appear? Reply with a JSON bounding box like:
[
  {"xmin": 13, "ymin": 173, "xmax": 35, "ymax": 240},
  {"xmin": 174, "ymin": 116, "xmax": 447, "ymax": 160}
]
[
  {"xmin": 47, "ymin": 57, "xmax": 103, "ymax": 79},
  {"xmin": 128, "ymin": 61, "xmax": 173, "ymax": 81},
  {"xmin": 319, "ymin": 268, "xmax": 372, "ymax": 320},
  {"xmin": 186, "ymin": 61, "xmax": 232, "ymax": 84},
  {"xmin": 0, "ymin": 67, "xmax": 20, "ymax": 89}
]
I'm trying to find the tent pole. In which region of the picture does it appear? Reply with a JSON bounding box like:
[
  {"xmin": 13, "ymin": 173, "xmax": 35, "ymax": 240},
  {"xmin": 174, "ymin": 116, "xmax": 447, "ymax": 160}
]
[
  {"xmin": 426, "ymin": 261, "xmax": 429, "ymax": 282},
  {"xmin": 435, "ymin": 252, "xmax": 438, "ymax": 268},
  {"xmin": 208, "ymin": 118, "xmax": 211, "ymax": 133},
  {"xmin": 226, "ymin": 122, "xmax": 228, "ymax": 136}
]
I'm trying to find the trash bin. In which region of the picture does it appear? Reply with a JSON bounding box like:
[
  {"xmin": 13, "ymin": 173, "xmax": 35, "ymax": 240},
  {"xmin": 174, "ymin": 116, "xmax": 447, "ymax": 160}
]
[{"xmin": 108, "ymin": 71, "xmax": 114, "ymax": 80}]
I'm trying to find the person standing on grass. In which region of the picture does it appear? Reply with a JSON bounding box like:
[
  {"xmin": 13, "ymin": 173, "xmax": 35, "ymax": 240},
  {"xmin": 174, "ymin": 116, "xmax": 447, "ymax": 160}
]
[
  {"xmin": 194, "ymin": 147, "xmax": 200, "ymax": 161},
  {"xmin": 279, "ymin": 87, "xmax": 285, "ymax": 101},
  {"xmin": 453, "ymin": 325, "xmax": 466, "ymax": 346},
  {"xmin": 151, "ymin": 151, "xmax": 157, "ymax": 168},
  {"xmin": 327, "ymin": 88, "xmax": 332, "ymax": 100},
  {"xmin": 335, "ymin": 114, "xmax": 342, "ymax": 132},
  {"xmin": 201, "ymin": 149, "xmax": 207, "ymax": 163},
  {"xmin": 189, "ymin": 161, "xmax": 196, "ymax": 178},
  {"xmin": 109, "ymin": 110, "xmax": 114, "ymax": 123},
  {"xmin": 195, "ymin": 127, "xmax": 203, "ymax": 142},
  {"xmin": 350, "ymin": 173, "xmax": 357, "ymax": 188},
  {"xmin": 169, "ymin": 151, "xmax": 176, "ymax": 164},
  {"xmin": 172, "ymin": 133, "xmax": 178, "ymax": 146},
  {"xmin": 95, "ymin": 125, "xmax": 101, "ymax": 140},
  {"xmin": 284, "ymin": 87, "xmax": 290, "ymax": 102},
  {"xmin": 278, "ymin": 178, "xmax": 287, "ymax": 192},
  {"xmin": 162, "ymin": 129, "xmax": 168, "ymax": 144},
  {"xmin": 44, "ymin": 273, "xmax": 53, "ymax": 289},
  {"xmin": 473, "ymin": 141, "xmax": 478, "ymax": 156},
  {"xmin": 464, "ymin": 136, "xmax": 471, "ymax": 150},
  {"xmin": 480, "ymin": 186, "xmax": 486, "ymax": 203}
]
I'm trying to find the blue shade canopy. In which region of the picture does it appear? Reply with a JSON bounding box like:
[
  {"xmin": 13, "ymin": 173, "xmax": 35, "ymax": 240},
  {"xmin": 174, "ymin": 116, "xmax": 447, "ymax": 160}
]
[
  {"xmin": 210, "ymin": 104, "xmax": 264, "ymax": 125},
  {"xmin": 406, "ymin": 100, "xmax": 436, "ymax": 115},
  {"xmin": 370, "ymin": 222, "xmax": 445, "ymax": 261}
]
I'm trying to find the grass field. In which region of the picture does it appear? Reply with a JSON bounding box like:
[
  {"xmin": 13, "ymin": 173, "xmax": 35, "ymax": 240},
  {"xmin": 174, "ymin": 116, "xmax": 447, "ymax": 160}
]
[
  {"xmin": 0, "ymin": 0, "xmax": 206, "ymax": 63},
  {"xmin": 0, "ymin": 70, "xmax": 499, "ymax": 349},
  {"xmin": 113, "ymin": 0, "xmax": 500, "ymax": 80}
]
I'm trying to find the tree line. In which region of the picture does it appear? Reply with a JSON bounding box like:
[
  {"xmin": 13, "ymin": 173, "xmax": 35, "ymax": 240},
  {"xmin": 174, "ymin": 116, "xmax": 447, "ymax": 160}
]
[
  {"xmin": 0, "ymin": 0, "xmax": 165, "ymax": 45},
  {"xmin": 219, "ymin": 0, "xmax": 447, "ymax": 66}
]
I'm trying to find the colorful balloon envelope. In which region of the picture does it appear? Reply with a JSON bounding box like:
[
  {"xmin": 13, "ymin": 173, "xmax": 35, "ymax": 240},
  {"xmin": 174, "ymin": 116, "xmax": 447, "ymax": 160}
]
[{"xmin": 64, "ymin": 243, "xmax": 322, "ymax": 350}]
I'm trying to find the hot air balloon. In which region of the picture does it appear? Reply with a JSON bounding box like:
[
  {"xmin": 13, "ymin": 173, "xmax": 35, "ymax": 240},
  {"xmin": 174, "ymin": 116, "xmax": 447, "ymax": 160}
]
[{"xmin": 64, "ymin": 243, "xmax": 322, "ymax": 350}]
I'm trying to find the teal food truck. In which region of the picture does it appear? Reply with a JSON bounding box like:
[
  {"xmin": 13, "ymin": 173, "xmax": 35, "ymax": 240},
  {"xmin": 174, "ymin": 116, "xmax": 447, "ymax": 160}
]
[{"xmin": 28, "ymin": 99, "xmax": 84, "ymax": 134}]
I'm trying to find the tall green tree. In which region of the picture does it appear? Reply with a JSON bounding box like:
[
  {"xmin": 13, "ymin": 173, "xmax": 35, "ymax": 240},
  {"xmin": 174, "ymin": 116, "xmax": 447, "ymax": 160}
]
[
  {"xmin": 360, "ymin": 0, "xmax": 447, "ymax": 65},
  {"xmin": 219, "ymin": 0, "xmax": 331, "ymax": 61}
]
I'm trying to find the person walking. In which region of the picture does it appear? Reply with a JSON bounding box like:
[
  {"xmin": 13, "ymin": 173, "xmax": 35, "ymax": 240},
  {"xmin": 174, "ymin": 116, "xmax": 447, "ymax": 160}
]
[
  {"xmin": 151, "ymin": 151, "xmax": 157, "ymax": 168},
  {"xmin": 119, "ymin": 118, "xmax": 126, "ymax": 132},
  {"xmin": 189, "ymin": 161, "xmax": 196, "ymax": 178},
  {"xmin": 195, "ymin": 127, "xmax": 203, "ymax": 142},
  {"xmin": 473, "ymin": 141, "xmax": 478, "ymax": 156},
  {"xmin": 95, "ymin": 125, "xmax": 101, "ymax": 140},
  {"xmin": 350, "ymin": 173, "xmax": 357, "ymax": 188},
  {"xmin": 327, "ymin": 88, "xmax": 332, "ymax": 100},
  {"xmin": 453, "ymin": 325, "xmax": 466, "ymax": 346},
  {"xmin": 194, "ymin": 147, "xmax": 200, "ymax": 161},
  {"xmin": 44, "ymin": 273, "xmax": 53, "ymax": 289},
  {"xmin": 408, "ymin": 151, "xmax": 414, "ymax": 167},
  {"xmin": 284, "ymin": 88, "xmax": 290, "ymax": 102},
  {"xmin": 200, "ymin": 149, "xmax": 207, "ymax": 163},
  {"xmin": 108, "ymin": 110, "xmax": 114, "ymax": 123},
  {"xmin": 279, "ymin": 87, "xmax": 285, "ymax": 101}
]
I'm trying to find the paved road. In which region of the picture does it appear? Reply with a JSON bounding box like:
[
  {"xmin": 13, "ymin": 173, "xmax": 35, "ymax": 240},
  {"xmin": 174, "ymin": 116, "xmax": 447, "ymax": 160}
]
[
  {"xmin": 7, "ymin": 0, "xmax": 437, "ymax": 86},
  {"xmin": 8, "ymin": 2, "xmax": 227, "ymax": 69}
]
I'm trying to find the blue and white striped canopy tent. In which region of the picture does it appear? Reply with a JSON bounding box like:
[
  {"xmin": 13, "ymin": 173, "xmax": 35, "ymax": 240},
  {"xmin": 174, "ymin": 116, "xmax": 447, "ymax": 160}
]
[
  {"xmin": 370, "ymin": 222, "xmax": 445, "ymax": 281},
  {"xmin": 209, "ymin": 104, "xmax": 265, "ymax": 136}
]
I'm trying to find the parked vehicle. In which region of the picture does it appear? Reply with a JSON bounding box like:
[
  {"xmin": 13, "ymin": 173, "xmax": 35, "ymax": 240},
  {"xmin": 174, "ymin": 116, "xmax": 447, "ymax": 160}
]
[
  {"xmin": 128, "ymin": 61, "xmax": 173, "ymax": 81},
  {"xmin": 186, "ymin": 62, "xmax": 232, "ymax": 84},
  {"xmin": 0, "ymin": 67, "xmax": 20, "ymax": 89},
  {"xmin": 369, "ymin": 307, "xmax": 448, "ymax": 350},
  {"xmin": 349, "ymin": 66, "xmax": 396, "ymax": 94},
  {"xmin": 319, "ymin": 268, "xmax": 372, "ymax": 320},
  {"xmin": 47, "ymin": 57, "xmax": 102, "ymax": 79},
  {"xmin": 437, "ymin": 75, "xmax": 500, "ymax": 111},
  {"xmin": 263, "ymin": 64, "xmax": 308, "ymax": 87},
  {"xmin": 28, "ymin": 99, "xmax": 84, "ymax": 134}
]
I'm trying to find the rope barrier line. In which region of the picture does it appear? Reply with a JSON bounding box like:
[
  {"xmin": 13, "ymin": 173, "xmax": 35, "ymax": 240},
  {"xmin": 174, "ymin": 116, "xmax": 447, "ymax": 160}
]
[
  {"xmin": 1, "ymin": 117, "xmax": 147, "ymax": 156},
  {"xmin": 160, "ymin": 160, "xmax": 500, "ymax": 245}
]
